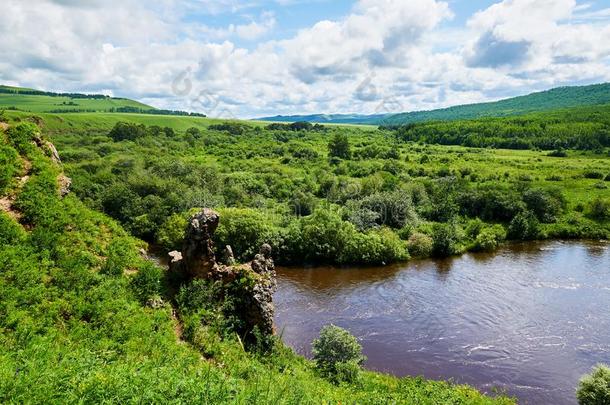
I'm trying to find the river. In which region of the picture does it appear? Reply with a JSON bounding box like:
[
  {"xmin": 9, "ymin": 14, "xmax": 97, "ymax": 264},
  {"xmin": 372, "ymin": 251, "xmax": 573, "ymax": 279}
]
[{"xmin": 274, "ymin": 241, "xmax": 610, "ymax": 404}]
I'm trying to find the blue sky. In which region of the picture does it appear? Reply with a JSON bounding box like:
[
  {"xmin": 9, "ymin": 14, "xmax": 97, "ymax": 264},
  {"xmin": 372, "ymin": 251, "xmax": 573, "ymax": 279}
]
[{"xmin": 2, "ymin": 0, "xmax": 610, "ymax": 118}]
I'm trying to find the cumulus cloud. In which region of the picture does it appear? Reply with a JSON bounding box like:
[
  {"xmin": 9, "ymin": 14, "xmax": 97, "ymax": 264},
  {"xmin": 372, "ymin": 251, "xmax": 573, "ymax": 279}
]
[{"xmin": 1, "ymin": 0, "xmax": 609, "ymax": 117}]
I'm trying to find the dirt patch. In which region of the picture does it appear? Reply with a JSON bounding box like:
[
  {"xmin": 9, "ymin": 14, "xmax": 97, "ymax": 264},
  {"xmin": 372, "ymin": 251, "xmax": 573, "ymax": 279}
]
[{"xmin": 0, "ymin": 122, "xmax": 9, "ymax": 131}]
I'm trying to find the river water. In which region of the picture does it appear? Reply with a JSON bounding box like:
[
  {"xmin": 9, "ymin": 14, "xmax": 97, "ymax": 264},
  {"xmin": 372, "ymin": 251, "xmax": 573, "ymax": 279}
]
[{"xmin": 274, "ymin": 241, "xmax": 610, "ymax": 404}]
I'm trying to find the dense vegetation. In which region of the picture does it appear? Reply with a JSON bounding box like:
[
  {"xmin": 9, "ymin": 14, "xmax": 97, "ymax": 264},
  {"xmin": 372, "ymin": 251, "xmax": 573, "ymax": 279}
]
[
  {"xmin": 258, "ymin": 83, "xmax": 610, "ymax": 125},
  {"xmin": 10, "ymin": 107, "xmax": 605, "ymax": 267},
  {"xmin": 577, "ymin": 364, "xmax": 610, "ymax": 405},
  {"xmin": 0, "ymin": 120, "xmax": 514, "ymax": 403},
  {"xmin": 386, "ymin": 104, "xmax": 610, "ymax": 151}
]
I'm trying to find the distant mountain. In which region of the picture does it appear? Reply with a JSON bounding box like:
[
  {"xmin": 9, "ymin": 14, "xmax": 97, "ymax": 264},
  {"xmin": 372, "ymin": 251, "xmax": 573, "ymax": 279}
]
[
  {"xmin": 257, "ymin": 83, "xmax": 610, "ymax": 126},
  {"xmin": 257, "ymin": 113, "xmax": 389, "ymax": 125}
]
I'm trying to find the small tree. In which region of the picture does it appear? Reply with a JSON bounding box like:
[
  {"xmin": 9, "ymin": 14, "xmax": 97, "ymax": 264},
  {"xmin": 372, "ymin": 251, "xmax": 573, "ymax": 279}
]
[
  {"xmin": 328, "ymin": 133, "xmax": 351, "ymax": 159},
  {"xmin": 312, "ymin": 324, "xmax": 365, "ymax": 383},
  {"xmin": 577, "ymin": 364, "xmax": 610, "ymax": 405}
]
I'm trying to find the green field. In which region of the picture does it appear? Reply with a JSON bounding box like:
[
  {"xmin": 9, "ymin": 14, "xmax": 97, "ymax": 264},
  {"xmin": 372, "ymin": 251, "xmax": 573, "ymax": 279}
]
[{"xmin": 0, "ymin": 85, "xmax": 153, "ymax": 113}]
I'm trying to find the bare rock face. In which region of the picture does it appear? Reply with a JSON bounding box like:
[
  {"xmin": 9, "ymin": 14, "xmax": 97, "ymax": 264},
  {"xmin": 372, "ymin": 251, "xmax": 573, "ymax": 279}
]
[
  {"xmin": 181, "ymin": 208, "xmax": 220, "ymax": 279},
  {"xmin": 169, "ymin": 209, "xmax": 277, "ymax": 338}
]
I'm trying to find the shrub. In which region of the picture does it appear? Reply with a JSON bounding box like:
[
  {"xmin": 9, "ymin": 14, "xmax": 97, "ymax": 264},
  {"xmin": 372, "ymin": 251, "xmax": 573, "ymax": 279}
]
[
  {"xmin": 108, "ymin": 121, "xmax": 148, "ymax": 142},
  {"xmin": 547, "ymin": 149, "xmax": 567, "ymax": 157},
  {"xmin": 130, "ymin": 261, "xmax": 163, "ymax": 303},
  {"xmin": 157, "ymin": 212, "xmax": 189, "ymax": 251},
  {"xmin": 312, "ymin": 325, "xmax": 365, "ymax": 383},
  {"xmin": 584, "ymin": 170, "xmax": 605, "ymax": 180},
  {"xmin": 431, "ymin": 222, "xmax": 461, "ymax": 257},
  {"xmin": 407, "ymin": 232, "xmax": 433, "ymax": 257},
  {"xmin": 473, "ymin": 225, "xmax": 506, "ymax": 252},
  {"xmin": 588, "ymin": 198, "xmax": 610, "ymax": 220},
  {"xmin": 0, "ymin": 144, "xmax": 20, "ymax": 194},
  {"xmin": 328, "ymin": 133, "xmax": 351, "ymax": 159},
  {"xmin": 101, "ymin": 237, "xmax": 136, "ymax": 276},
  {"xmin": 214, "ymin": 208, "xmax": 274, "ymax": 262},
  {"xmin": 522, "ymin": 188, "xmax": 565, "ymax": 223},
  {"xmin": 341, "ymin": 228, "xmax": 408, "ymax": 265},
  {"xmin": 508, "ymin": 211, "xmax": 540, "ymax": 240},
  {"xmin": 576, "ymin": 364, "xmax": 610, "ymax": 405}
]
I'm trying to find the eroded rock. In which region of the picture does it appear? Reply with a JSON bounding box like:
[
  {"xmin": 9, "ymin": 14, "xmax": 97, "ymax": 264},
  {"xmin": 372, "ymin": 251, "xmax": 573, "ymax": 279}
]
[{"xmin": 169, "ymin": 209, "xmax": 277, "ymax": 338}]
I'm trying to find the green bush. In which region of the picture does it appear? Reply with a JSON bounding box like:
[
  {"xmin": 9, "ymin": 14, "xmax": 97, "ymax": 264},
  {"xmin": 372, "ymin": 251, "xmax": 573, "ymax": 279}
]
[
  {"xmin": 577, "ymin": 364, "xmax": 610, "ymax": 405},
  {"xmin": 522, "ymin": 188, "xmax": 565, "ymax": 223},
  {"xmin": 130, "ymin": 261, "xmax": 163, "ymax": 303},
  {"xmin": 341, "ymin": 228, "xmax": 408, "ymax": 265},
  {"xmin": 588, "ymin": 198, "xmax": 610, "ymax": 220},
  {"xmin": 312, "ymin": 325, "xmax": 365, "ymax": 383},
  {"xmin": 508, "ymin": 211, "xmax": 540, "ymax": 240},
  {"xmin": 407, "ymin": 232, "xmax": 433, "ymax": 257},
  {"xmin": 431, "ymin": 222, "xmax": 462, "ymax": 257},
  {"xmin": 214, "ymin": 208, "xmax": 274, "ymax": 262},
  {"xmin": 473, "ymin": 225, "xmax": 507, "ymax": 252},
  {"xmin": 101, "ymin": 237, "xmax": 136, "ymax": 276},
  {"xmin": 157, "ymin": 212, "xmax": 189, "ymax": 251},
  {"xmin": 0, "ymin": 144, "xmax": 20, "ymax": 193}
]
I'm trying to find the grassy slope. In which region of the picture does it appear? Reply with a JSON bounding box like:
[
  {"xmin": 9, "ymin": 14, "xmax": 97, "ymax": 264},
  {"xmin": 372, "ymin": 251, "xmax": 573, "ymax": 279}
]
[
  {"xmin": 0, "ymin": 122, "xmax": 513, "ymax": 403},
  {"xmin": 0, "ymin": 85, "xmax": 153, "ymax": 113}
]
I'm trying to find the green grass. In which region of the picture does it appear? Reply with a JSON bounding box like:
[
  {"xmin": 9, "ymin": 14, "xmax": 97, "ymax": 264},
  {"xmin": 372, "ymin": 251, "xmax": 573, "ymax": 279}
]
[{"xmin": 0, "ymin": 90, "xmax": 152, "ymax": 113}]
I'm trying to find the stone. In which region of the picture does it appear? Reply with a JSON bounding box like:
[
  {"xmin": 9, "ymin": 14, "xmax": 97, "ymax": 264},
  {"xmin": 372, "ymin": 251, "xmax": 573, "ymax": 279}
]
[{"xmin": 171, "ymin": 209, "xmax": 277, "ymax": 340}]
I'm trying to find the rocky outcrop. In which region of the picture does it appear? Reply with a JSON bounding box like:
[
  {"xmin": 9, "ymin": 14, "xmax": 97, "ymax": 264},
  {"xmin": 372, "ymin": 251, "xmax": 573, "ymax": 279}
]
[{"xmin": 169, "ymin": 209, "xmax": 277, "ymax": 338}]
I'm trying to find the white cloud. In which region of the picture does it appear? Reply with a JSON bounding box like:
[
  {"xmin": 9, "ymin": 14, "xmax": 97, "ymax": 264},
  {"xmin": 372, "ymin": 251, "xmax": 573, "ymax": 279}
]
[{"xmin": 1, "ymin": 0, "xmax": 609, "ymax": 118}]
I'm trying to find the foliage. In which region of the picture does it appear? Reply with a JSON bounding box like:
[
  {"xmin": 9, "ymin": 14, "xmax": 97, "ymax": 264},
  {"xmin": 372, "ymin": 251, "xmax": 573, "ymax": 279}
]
[
  {"xmin": 130, "ymin": 261, "xmax": 163, "ymax": 303},
  {"xmin": 328, "ymin": 132, "xmax": 351, "ymax": 159},
  {"xmin": 312, "ymin": 325, "xmax": 366, "ymax": 384},
  {"xmin": 508, "ymin": 211, "xmax": 541, "ymax": 240},
  {"xmin": 432, "ymin": 222, "xmax": 463, "ymax": 257},
  {"xmin": 472, "ymin": 225, "xmax": 507, "ymax": 252},
  {"xmin": 588, "ymin": 198, "xmax": 610, "ymax": 220},
  {"xmin": 214, "ymin": 208, "xmax": 274, "ymax": 262},
  {"xmin": 576, "ymin": 364, "xmax": 610, "ymax": 405},
  {"xmin": 7, "ymin": 108, "xmax": 608, "ymax": 266},
  {"xmin": 407, "ymin": 232, "xmax": 434, "ymax": 258}
]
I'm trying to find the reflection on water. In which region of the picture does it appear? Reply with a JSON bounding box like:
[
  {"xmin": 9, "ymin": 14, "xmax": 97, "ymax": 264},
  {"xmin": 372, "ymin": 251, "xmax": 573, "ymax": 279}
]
[{"xmin": 274, "ymin": 241, "xmax": 610, "ymax": 405}]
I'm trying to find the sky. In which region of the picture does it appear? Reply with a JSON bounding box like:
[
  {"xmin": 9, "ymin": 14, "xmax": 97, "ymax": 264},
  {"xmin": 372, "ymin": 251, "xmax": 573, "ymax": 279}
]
[{"xmin": 1, "ymin": 0, "xmax": 610, "ymax": 118}]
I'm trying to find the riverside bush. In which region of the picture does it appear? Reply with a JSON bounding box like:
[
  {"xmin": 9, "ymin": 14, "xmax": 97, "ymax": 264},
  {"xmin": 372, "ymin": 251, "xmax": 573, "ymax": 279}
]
[
  {"xmin": 312, "ymin": 325, "xmax": 365, "ymax": 383},
  {"xmin": 407, "ymin": 232, "xmax": 434, "ymax": 257},
  {"xmin": 577, "ymin": 364, "xmax": 610, "ymax": 405}
]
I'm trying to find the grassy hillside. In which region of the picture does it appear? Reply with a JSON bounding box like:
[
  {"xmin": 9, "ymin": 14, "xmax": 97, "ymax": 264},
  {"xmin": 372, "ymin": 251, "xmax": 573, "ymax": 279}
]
[
  {"xmin": 257, "ymin": 83, "xmax": 610, "ymax": 125},
  {"xmin": 0, "ymin": 119, "xmax": 514, "ymax": 403},
  {"xmin": 0, "ymin": 85, "xmax": 153, "ymax": 113}
]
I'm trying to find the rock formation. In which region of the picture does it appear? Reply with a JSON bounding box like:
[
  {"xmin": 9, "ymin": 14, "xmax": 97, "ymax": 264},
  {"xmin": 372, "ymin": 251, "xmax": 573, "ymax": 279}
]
[{"xmin": 169, "ymin": 209, "xmax": 277, "ymax": 338}]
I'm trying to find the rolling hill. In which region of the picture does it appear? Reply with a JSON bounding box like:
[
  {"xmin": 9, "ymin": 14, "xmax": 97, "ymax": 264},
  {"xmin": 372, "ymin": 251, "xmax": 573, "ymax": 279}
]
[
  {"xmin": 0, "ymin": 85, "xmax": 206, "ymax": 117},
  {"xmin": 257, "ymin": 82, "xmax": 610, "ymax": 126}
]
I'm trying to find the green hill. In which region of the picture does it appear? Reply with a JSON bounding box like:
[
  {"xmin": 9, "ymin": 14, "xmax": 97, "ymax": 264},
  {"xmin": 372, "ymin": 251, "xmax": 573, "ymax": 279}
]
[
  {"xmin": 0, "ymin": 85, "xmax": 154, "ymax": 113},
  {"xmin": 257, "ymin": 83, "xmax": 610, "ymax": 125},
  {"xmin": 382, "ymin": 83, "xmax": 610, "ymax": 125},
  {"xmin": 0, "ymin": 85, "xmax": 206, "ymax": 117}
]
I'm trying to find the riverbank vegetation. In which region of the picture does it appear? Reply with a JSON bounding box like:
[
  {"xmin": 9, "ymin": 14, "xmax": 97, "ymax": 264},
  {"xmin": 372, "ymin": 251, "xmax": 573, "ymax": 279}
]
[
  {"xmin": 7, "ymin": 105, "xmax": 606, "ymax": 266},
  {"xmin": 0, "ymin": 122, "xmax": 514, "ymax": 403}
]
